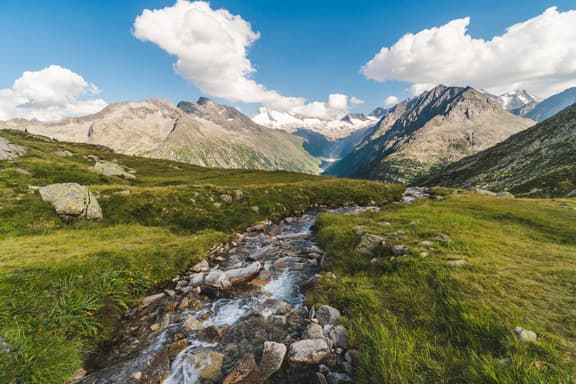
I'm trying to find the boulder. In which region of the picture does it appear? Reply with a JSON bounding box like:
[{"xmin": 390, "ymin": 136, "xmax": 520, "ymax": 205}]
[
  {"xmin": 90, "ymin": 160, "xmax": 136, "ymax": 180},
  {"xmin": 233, "ymin": 189, "xmax": 244, "ymax": 200},
  {"xmin": 223, "ymin": 353, "xmax": 259, "ymax": 384},
  {"xmin": 288, "ymin": 339, "xmax": 330, "ymax": 365},
  {"xmin": 316, "ymin": 305, "xmax": 341, "ymax": 326},
  {"xmin": 224, "ymin": 262, "xmax": 262, "ymax": 284},
  {"xmin": 39, "ymin": 183, "xmax": 103, "ymax": 220},
  {"xmin": 391, "ymin": 244, "xmax": 406, "ymax": 256},
  {"xmin": 220, "ymin": 194, "xmax": 233, "ymax": 203},
  {"xmin": 260, "ymin": 341, "xmax": 287, "ymax": 380},
  {"xmin": 0, "ymin": 137, "xmax": 26, "ymax": 160},
  {"xmin": 354, "ymin": 233, "xmax": 385, "ymax": 256},
  {"xmin": 447, "ymin": 259, "xmax": 466, "ymax": 266}
]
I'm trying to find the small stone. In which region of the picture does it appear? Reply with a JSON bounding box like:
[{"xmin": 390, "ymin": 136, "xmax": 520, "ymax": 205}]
[
  {"xmin": 250, "ymin": 206, "xmax": 260, "ymax": 213},
  {"xmin": 418, "ymin": 241, "xmax": 433, "ymax": 247},
  {"xmin": 260, "ymin": 342, "xmax": 287, "ymax": 380},
  {"xmin": 326, "ymin": 372, "xmax": 353, "ymax": 384},
  {"xmin": 303, "ymin": 323, "xmax": 325, "ymax": 339},
  {"xmin": 447, "ymin": 259, "xmax": 466, "ymax": 266},
  {"xmin": 326, "ymin": 325, "xmax": 348, "ymax": 349},
  {"xmin": 288, "ymin": 339, "xmax": 330, "ymax": 365},
  {"xmin": 420, "ymin": 252, "xmax": 429, "ymax": 258},
  {"xmin": 139, "ymin": 293, "xmax": 165, "ymax": 309},
  {"xmin": 391, "ymin": 244, "xmax": 406, "ymax": 256},
  {"xmin": 183, "ymin": 316, "xmax": 203, "ymax": 332},
  {"xmin": 434, "ymin": 233, "xmax": 452, "ymax": 244},
  {"xmin": 514, "ymin": 326, "xmax": 538, "ymax": 343},
  {"xmin": 233, "ymin": 189, "xmax": 244, "ymax": 200},
  {"xmin": 344, "ymin": 349, "xmax": 360, "ymax": 364},
  {"xmin": 223, "ymin": 353, "xmax": 258, "ymax": 384},
  {"xmin": 131, "ymin": 371, "xmax": 142, "ymax": 380},
  {"xmin": 191, "ymin": 259, "xmax": 210, "ymax": 273},
  {"xmin": 316, "ymin": 305, "xmax": 341, "ymax": 326},
  {"xmin": 315, "ymin": 372, "xmax": 328, "ymax": 384},
  {"xmin": 150, "ymin": 323, "xmax": 161, "ymax": 332},
  {"xmin": 220, "ymin": 194, "xmax": 233, "ymax": 203}
]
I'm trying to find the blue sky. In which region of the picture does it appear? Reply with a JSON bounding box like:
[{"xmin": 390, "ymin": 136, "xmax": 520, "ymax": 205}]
[{"xmin": 1, "ymin": 0, "xmax": 575, "ymax": 120}]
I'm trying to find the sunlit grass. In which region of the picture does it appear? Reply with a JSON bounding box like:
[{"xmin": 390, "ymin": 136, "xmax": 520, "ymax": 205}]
[{"xmin": 311, "ymin": 193, "xmax": 576, "ymax": 383}]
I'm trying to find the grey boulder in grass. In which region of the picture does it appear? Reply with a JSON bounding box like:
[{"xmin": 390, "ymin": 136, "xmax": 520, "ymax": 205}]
[{"xmin": 39, "ymin": 183, "xmax": 103, "ymax": 220}]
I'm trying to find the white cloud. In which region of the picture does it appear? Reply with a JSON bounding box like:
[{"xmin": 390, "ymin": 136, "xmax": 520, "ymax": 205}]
[
  {"xmin": 0, "ymin": 65, "xmax": 107, "ymax": 121},
  {"xmin": 383, "ymin": 96, "xmax": 400, "ymax": 107},
  {"xmin": 362, "ymin": 7, "xmax": 576, "ymax": 97},
  {"xmin": 350, "ymin": 96, "xmax": 364, "ymax": 105},
  {"xmin": 134, "ymin": 0, "xmax": 357, "ymax": 119}
]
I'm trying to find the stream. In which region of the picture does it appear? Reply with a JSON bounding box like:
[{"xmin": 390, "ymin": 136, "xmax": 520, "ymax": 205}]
[{"xmin": 77, "ymin": 205, "xmax": 381, "ymax": 384}]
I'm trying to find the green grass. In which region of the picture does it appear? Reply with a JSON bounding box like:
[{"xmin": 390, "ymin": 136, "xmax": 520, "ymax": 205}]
[
  {"xmin": 310, "ymin": 193, "xmax": 576, "ymax": 383},
  {"xmin": 0, "ymin": 129, "xmax": 403, "ymax": 383}
]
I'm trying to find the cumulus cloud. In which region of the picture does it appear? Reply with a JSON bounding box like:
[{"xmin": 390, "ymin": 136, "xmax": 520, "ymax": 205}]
[
  {"xmin": 362, "ymin": 7, "xmax": 576, "ymax": 97},
  {"xmin": 383, "ymin": 96, "xmax": 400, "ymax": 107},
  {"xmin": 0, "ymin": 65, "xmax": 106, "ymax": 121},
  {"xmin": 133, "ymin": 0, "xmax": 358, "ymax": 119}
]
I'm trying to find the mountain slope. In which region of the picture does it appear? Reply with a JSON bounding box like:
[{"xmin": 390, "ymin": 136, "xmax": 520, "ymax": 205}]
[
  {"xmin": 325, "ymin": 85, "xmax": 534, "ymax": 183},
  {"xmin": 524, "ymin": 87, "xmax": 576, "ymax": 122},
  {"xmin": 0, "ymin": 99, "xmax": 321, "ymax": 174},
  {"xmin": 422, "ymin": 104, "xmax": 576, "ymax": 197}
]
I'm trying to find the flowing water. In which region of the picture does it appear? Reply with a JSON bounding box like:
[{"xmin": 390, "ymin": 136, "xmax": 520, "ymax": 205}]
[{"xmin": 78, "ymin": 206, "xmax": 379, "ymax": 384}]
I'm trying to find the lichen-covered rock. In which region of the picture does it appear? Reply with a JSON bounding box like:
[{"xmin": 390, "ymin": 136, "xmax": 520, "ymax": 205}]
[
  {"xmin": 288, "ymin": 339, "xmax": 330, "ymax": 365},
  {"xmin": 316, "ymin": 305, "xmax": 341, "ymax": 326},
  {"xmin": 39, "ymin": 183, "xmax": 103, "ymax": 220},
  {"xmin": 354, "ymin": 233, "xmax": 385, "ymax": 256},
  {"xmin": 0, "ymin": 136, "xmax": 26, "ymax": 160},
  {"xmin": 90, "ymin": 160, "xmax": 136, "ymax": 179}
]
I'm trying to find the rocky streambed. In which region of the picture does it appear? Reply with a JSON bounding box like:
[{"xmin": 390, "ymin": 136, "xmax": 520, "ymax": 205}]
[{"xmin": 77, "ymin": 206, "xmax": 377, "ymax": 384}]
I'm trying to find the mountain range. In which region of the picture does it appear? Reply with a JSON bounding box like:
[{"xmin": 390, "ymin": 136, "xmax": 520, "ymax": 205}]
[
  {"xmin": 0, "ymin": 98, "xmax": 321, "ymax": 174},
  {"xmin": 324, "ymin": 85, "xmax": 534, "ymax": 183}
]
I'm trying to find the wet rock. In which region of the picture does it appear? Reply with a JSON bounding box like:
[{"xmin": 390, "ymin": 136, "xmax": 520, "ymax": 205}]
[
  {"xmin": 303, "ymin": 323, "xmax": 325, "ymax": 339},
  {"xmin": 90, "ymin": 160, "xmax": 136, "ymax": 180},
  {"xmin": 354, "ymin": 233, "xmax": 385, "ymax": 256},
  {"xmin": 223, "ymin": 353, "xmax": 259, "ymax": 384},
  {"xmin": 326, "ymin": 325, "xmax": 348, "ymax": 349},
  {"xmin": 326, "ymin": 372, "xmax": 353, "ymax": 384},
  {"xmin": 514, "ymin": 326, "xmax": 538, "ymax": 343},
  {"xmin": 315, "ymin": 372, "xmax": 329, "ymax": 384},
  {"xmin": 139, "ymin": 292, "xmax": 165, "ymax": 309},
  {"xmin": 39, "ymin": 183, "xmax": 103, "ymax": 220},
  {"xmin": 191, "ymin": 259, "xmax": 210, "ymax": 273},
  {"xmin": 185, "ymin": 351, "xmax": 224, "ymax": 381},
  {"xmin": 183, "ymin": 316, "xmax": 203, "ymax": 332},
  {"xmin": 224, "ymin": 261, "xmax": 262, "ymax": 284},
  {"xmin": 447, "ymin": 259, "xmax": 466, "ymax": 266},
  {"xmin": 433, "ymin": 233, "xmax": 452, "ymax": 244},
  {"xmin": 316, "ymin": 305, "xmax": 341, "ymax": 326},
  {"xmin": 288, "ymin": 339, "xmax": 330, "ymax": 365},
  {"xmin": 260, "ymin": 341, "xmax": 287, "ymax": 380}
]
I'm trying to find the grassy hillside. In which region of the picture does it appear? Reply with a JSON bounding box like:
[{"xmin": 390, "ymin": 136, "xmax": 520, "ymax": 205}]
[
  {"xmin": 310, "ymin": 192, "xmax": 575, "ymax": 383},
  {"xmin": 0, "ymin": 130, "xmax": 403, "ymax": 383}
]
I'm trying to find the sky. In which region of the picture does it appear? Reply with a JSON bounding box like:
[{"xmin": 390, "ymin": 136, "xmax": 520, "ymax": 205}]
[{"xmin": 0, "ymin": 0, "xmax": 575, "ymax": 121}]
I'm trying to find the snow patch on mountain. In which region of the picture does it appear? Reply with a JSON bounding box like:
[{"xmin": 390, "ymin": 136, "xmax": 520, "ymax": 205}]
[{"xmin": 496, "ymin": 90, "xmax": 542, "ymax": 111}]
